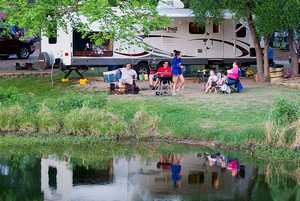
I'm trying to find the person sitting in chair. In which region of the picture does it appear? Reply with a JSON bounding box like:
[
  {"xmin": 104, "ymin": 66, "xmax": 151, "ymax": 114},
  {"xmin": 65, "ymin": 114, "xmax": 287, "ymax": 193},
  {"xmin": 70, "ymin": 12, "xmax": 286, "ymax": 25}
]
[
  {"xmin": 205, "ymin": 70, "xmax": 218, "ymax": 93},
  {"xmin": 226, "ymin": 61, "xmax": 243, "ymax": 93},
  {"xmin": 119, "ymin": 64, "xmax": 139, "ymax": 94},
  {"xmin": 157, "ymin": 61, "xmax": 172, "ymax": 78}
]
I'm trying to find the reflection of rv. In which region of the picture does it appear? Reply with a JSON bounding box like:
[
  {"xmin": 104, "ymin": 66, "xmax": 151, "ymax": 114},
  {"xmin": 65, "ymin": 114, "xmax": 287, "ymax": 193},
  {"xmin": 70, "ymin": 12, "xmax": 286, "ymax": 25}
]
[
  {"xmin": 40, "ymin": 5, "xmax": 256, "ymax": 74},
  {"xmin": 41, "ymin": 154, "xmax": 257, "ymax": 201}
]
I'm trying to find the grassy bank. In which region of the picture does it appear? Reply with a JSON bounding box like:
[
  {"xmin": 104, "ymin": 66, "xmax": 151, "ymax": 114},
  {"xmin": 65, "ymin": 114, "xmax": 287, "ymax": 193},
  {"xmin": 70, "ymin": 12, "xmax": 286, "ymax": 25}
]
[{"xmin": 0, "ymin": 76, "xmax": 299, "ymax": 148}]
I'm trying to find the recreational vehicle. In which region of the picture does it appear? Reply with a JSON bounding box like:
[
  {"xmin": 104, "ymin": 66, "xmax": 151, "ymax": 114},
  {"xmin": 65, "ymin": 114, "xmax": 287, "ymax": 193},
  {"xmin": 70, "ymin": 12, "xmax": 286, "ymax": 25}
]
[{"xmin": 40, "ymin": 2, "xmax": 256, "ymax": 75}]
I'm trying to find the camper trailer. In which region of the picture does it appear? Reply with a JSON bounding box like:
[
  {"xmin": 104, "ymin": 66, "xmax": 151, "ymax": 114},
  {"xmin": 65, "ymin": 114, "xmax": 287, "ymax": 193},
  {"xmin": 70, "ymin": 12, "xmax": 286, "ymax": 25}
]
[{"xmin": 40, "ymin": 4, "xmax": 256, "ymax": 74}]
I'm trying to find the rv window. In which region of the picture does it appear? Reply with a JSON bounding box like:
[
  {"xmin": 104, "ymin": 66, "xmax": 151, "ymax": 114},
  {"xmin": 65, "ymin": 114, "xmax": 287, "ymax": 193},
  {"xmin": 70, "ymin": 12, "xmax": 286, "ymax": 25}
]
[
  {"xmin": 73, "ymin": 30, "xmax": 113, "ymax": 57},
  {"xmin": 213, "ymin": 23, "xmax": 220, "ymax": 33},
  {"xmin": 189, "ymin": 22, "xmax": 205, "ymax": 34},
  {"xmin": 236, "ymin": 23, "xmax": 246, "ymax": 38},
  {"xmin": 48, "ymin": 24, "xmax": 57, "ymax": 44}
]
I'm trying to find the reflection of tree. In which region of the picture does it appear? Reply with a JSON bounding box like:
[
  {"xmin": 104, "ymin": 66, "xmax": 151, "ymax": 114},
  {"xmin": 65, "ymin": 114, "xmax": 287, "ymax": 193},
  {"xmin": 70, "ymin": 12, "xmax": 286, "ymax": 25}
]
[
  {"xmin": 252, "ymin": 162, "xmax": 300, "ymax": 201},
  {"xmin": 251, "ymin": 174, "xmax": 273, "ymax": 201},
  {"xmin": 0, "ymin": 155, "xmax": 42, "ymax": 201}
]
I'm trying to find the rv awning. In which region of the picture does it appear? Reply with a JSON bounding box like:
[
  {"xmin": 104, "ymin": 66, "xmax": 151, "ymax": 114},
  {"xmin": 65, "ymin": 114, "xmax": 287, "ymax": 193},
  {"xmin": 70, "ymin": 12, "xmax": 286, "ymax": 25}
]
[
  {"xmin": 157, "ymin": 8, "xmax": 194, "ymax": 18},
  {"xmin": 157, "ymin": 8, "xmax": 233, "ymax": 19}
]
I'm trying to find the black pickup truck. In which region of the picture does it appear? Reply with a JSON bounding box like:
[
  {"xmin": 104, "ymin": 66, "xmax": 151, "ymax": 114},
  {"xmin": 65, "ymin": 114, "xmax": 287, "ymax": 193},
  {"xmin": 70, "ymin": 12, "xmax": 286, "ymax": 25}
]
[{"xmin": 0, "ymin": 26, "xmax": 36, "ymax": 59}]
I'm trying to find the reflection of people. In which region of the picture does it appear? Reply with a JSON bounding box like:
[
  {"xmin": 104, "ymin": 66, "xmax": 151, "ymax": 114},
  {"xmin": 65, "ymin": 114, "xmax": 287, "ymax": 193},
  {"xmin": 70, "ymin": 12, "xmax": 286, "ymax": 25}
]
[
  {"xmin": 156, "ymin": 155, "xmax": 172, "ymax": 171},
  {"xmin": 171, "ymin": 50, "xmax": 184, "ymax": 95},
  {"xmin": 170, "ymin": 154, "xmax": 182, "ymax": 188}
]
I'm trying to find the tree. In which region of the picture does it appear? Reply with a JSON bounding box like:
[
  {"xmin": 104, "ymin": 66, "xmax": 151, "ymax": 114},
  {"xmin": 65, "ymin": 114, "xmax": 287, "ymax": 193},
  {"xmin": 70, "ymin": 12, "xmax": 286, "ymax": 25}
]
[
  {"xmin": 190, "ymin": 0, "xmax": 300, "ymax": 81},
  {"xmin": 190, "ymin": 0, "xmax": 264, "ymax": 81},
  {"xmin": 0, "ymin": 0, "xmax": 169, "ymax": 45},
  {"xmin": 282, "ymin": 0, "xmax": 300, "ymax": 76},
  {"xmin": 255, "ymin": 0, "xmax": 300, "ymax": 77}
]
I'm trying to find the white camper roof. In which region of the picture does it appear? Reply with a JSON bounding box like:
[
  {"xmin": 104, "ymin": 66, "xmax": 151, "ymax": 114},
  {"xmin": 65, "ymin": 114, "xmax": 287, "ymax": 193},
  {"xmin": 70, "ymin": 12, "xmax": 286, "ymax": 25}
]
[{"xmin": 157, "ymin": 8, "xmax": 233, "ymax": 20}]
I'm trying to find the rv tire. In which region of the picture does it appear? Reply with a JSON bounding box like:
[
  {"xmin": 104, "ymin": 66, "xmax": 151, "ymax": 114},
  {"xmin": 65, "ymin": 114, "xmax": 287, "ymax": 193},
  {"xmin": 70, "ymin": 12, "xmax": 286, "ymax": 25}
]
[{"xmin": 37, "ymin": 52, "xmax": 51, "ymax": 70}]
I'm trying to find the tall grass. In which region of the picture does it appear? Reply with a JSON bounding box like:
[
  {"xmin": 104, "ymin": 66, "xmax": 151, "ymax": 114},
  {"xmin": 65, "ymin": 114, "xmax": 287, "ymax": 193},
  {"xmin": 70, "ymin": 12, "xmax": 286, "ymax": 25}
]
[
  {"xmin": 63, "ymin": 107, "xmax": 126, "ymax": 136},
  {"xmin": 265, "ymin": 98, "xmax": 299, "ymax": 147},
  {"xmin": 0, "ymin": 87, "xmax": 161, "ymax": 138}
]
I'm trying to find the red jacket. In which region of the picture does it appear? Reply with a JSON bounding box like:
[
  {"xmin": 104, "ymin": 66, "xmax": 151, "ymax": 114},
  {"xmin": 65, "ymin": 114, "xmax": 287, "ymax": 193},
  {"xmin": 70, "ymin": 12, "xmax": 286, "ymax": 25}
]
[{"xmin": 157, "ymin": 66, "xmax": 172, "ymax": 77}]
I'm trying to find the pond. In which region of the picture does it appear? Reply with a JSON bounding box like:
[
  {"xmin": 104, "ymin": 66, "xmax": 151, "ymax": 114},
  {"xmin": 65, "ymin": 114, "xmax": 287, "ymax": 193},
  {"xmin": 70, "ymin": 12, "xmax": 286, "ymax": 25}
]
[{"xmin": 0, "ymin": 141, "xmax": 299, "ymax": 201}]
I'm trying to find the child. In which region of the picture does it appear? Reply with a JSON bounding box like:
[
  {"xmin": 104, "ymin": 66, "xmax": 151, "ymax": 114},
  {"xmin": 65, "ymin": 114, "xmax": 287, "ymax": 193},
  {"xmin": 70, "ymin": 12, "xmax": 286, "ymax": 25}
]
[{"xmin": 205, "ymin": 70, "xmax": 218, "ymax": 93}]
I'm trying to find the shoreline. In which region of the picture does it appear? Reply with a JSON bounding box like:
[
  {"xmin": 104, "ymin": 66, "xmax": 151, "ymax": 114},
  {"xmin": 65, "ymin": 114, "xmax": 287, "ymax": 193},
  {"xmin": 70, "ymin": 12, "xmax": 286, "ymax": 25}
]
[{"xmin": 0, "ymin": 133, "xmax": 299, "ymax": 162}]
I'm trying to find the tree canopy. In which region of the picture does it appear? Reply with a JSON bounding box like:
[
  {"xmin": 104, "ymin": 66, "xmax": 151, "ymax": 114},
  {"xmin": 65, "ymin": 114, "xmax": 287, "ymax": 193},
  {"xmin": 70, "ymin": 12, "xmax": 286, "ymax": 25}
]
[
  {"xmin": 0, "ymin": 0, "xmax": 169, "ymax": 44},
  {"xmin": 190, "ymin": 0, "xmax": 300, "ymax": 80}
]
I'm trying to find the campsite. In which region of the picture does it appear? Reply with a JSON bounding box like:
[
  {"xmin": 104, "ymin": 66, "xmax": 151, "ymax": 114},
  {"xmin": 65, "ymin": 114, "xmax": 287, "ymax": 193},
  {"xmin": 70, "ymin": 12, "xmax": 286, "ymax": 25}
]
[{"xmin": 0, "ymin": 0, "xmax": 300, "ymax": 201}]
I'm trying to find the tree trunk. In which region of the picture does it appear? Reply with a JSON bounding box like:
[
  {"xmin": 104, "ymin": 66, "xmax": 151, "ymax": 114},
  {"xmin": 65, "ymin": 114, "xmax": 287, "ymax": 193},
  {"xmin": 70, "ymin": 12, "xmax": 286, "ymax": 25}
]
[
  {"xmin": 263, "ymin": 33, "xmax": 270, "ymax": 82},
  {"xmin": 247, "ymin": 15, "xmax": 264, "ymax": 82},
  {"xmin": 288, "ymin": 29, "xmax": 299, "ymax": 76}
]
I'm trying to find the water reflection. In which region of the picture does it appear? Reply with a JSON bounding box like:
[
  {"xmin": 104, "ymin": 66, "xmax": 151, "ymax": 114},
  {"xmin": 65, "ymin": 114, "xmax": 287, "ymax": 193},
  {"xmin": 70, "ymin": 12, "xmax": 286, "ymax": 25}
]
[
  {"xmin": 0, "ymin": 148, "xmax": 299, "ymax": 201},
  {"xmin": 40, "ymin": 153, "xmax": 258, "ymax": 201}
]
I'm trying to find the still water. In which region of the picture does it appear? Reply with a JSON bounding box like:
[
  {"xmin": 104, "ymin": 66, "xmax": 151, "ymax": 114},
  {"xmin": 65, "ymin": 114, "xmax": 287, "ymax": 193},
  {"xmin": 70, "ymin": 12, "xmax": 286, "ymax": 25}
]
[{"xmin": 0, "ymin": 142, "xmax": 299, "ymax": 201}]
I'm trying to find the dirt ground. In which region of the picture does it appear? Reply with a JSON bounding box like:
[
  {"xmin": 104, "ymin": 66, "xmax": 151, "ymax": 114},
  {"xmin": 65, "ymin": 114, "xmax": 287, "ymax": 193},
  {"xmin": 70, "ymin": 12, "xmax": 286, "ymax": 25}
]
[{"xmin": 78, "ymin": 77, "xmax": 260, "ymax": 97}]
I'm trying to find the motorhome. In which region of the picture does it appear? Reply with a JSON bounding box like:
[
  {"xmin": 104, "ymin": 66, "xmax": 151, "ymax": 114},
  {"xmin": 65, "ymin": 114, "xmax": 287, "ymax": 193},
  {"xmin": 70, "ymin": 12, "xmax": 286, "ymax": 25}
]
[{"xmin": 40, "ymin": 0, "xmax": 256, "ymax": 75}]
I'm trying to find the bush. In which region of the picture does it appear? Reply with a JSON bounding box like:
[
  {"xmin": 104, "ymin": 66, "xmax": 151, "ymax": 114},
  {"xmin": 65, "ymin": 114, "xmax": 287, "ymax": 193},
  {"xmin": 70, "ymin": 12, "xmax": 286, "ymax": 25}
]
[
  {"xmin": 271, "ymin": 98, "xmax": 298, "ymax": 125},
  {"xmin": 265, "ymin": 98, "xmax": 299, "ymax": 147},
  {"xmin": 62, "ymin": 107, "xmax": 125, "ymax": 136}
]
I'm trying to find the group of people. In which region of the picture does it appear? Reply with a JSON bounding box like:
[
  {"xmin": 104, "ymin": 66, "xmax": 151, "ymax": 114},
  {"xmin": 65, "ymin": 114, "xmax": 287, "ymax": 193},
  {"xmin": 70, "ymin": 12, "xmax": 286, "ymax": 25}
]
[
  {"xmin": 149, "ymin": 50, "xmax": 185, "ymax": 96},
  {"xmin": 205, "ymin": 60, "xmax": 244, "ymax": 94},
  {"xmin": 108, "ymin": 50, "xmax": 243, "ymax": 95}
]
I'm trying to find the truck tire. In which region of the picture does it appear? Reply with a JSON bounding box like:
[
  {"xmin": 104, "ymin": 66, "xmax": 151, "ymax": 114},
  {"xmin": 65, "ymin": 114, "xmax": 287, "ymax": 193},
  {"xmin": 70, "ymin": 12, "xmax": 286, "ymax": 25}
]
[
  {"xmin": 37, "ymin": 52, "xmax": 51, "ymax": 70},
  {"xmin": 135, "ymin": 62, "xmax": 150, "ymax": 80},
  {"xmin": 17, "ymin": 47, "xmax": 30, "ymax": 59}
]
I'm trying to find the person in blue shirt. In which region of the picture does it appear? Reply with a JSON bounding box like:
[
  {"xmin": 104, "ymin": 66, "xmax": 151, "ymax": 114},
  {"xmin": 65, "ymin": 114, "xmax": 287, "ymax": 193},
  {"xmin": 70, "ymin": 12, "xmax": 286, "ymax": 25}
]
[
  {"xmin": 171, "ymin": 50, "xmax": 185, "ymax": 95},
  {"xmin": 268, "ymin": 46, "xmax": 274, "ymax": 66},
  {"xmin": 170, "ymin": 154, "xmax": 182, "ymax": 188}
]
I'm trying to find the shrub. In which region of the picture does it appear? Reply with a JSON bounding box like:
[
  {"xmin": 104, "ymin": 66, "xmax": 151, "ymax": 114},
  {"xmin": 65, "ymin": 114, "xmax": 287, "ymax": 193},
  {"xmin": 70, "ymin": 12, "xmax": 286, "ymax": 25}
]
[
  {"xmin": 265, "ymin": 98, "xmax": 299, "ymax": 147},
  {"xmin": 129, "ymin": 111, "xmax": 160, "ymax": 139},
  {"xmin": 271, "ymin": 98, "xmax": 298, "ymax": 125},
  {"xmin": 62, "ymin": 107, "xmax": 126, "ymax": 136}
]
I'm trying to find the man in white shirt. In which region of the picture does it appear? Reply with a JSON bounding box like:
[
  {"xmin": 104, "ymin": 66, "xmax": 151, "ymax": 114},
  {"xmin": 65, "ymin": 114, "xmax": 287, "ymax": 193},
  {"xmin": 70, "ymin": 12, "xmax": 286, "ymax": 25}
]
[{"xmin": 119, "ymin": 63, "xmax": 137, "ymax": 85}]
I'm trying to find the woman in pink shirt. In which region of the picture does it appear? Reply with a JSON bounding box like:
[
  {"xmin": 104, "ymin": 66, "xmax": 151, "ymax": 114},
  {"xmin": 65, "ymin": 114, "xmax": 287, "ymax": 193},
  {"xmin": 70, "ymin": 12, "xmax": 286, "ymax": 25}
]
[{"xmin": 227, "ymin": 61, "xmax": 240, "ymax": 80}]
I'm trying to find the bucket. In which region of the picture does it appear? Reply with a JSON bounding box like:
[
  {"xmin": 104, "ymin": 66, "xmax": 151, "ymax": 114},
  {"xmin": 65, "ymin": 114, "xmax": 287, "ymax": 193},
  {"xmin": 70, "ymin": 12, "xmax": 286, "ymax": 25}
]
[
  {"xmin": 79, "ymin": 78, "xmax": 88, "ymax": 85},
  {"xmin": 139, "ymin": 73, "xmax": 144, "ymax": 81},
  {"xmin": 144, "ymin": 74, "xmax": 149, "ymax": 81},
  {"xmin": 270, "ymin": 67, "xmax": 283, "ymax": 83}
]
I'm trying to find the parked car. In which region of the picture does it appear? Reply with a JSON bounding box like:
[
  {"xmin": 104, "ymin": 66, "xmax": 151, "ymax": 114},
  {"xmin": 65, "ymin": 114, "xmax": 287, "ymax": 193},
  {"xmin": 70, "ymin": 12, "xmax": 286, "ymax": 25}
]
[
  {"xmin": 0, "ymin": 25, "xmax": 36, "ymax": 59},
  {"xmin": 0, "ymin": 36, "xmax": 36, "ymax": 59}
]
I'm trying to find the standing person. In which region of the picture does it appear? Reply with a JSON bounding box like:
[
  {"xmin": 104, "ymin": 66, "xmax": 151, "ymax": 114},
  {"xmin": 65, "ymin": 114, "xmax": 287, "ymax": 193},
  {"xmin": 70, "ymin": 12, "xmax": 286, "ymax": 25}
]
[
  {"xmin": 268, "ymin": 46, "xmax": 274, "ymax": 66},
  {"xmin": 171, "ymin": 50, "xmax": 184, "ymax": 95}
]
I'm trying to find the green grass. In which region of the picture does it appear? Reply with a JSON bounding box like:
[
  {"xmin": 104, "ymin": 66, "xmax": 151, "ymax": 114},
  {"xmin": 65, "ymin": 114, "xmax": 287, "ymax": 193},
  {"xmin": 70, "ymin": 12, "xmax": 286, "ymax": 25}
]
[{"xmin": 0, "ymin": 75, "xmax": 299, "ymax": 146}]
